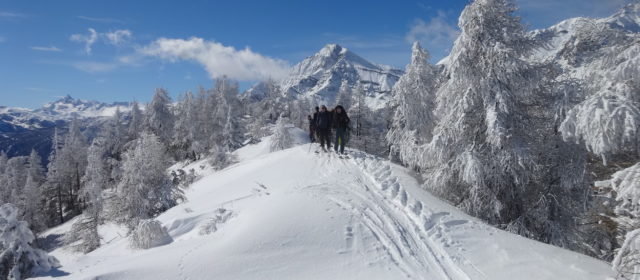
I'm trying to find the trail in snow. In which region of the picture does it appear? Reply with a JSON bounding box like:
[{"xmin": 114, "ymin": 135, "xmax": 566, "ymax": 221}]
[
  {"xmin": 309, "ymin": 150, "xmax": 476, "ymax": 280},
  {"xmin": 33, "ymin": 131, "xmax": 614, "ymax": 280}
]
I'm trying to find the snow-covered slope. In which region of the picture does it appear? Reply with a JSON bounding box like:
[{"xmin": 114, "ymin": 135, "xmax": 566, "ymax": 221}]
[
  {"xmin": 34, "ymin": 127, "xmax": 613, "ymax": 280},
  {"xmin": 245, "ymin": 44, "xmax": 404, "ymax": 110}
]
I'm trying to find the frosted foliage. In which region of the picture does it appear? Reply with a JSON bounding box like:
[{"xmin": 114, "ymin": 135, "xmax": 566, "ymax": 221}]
[
  {"xmin": 612, "ymin": 163, "xmax": 640, "ymax": 222},
  {"xmin": 145, "ymin": 88, "xmax": 175, "ymax": 145},
  {"xmin": 115, "ymin": 133, "xmax": 182, "ymax": 227},
  {"xmin": 387, "ymin": 42, "xmax": 437, "ymax": 168},
  {"xmin": 129, "ymin": 219, "xmax": 173, "ymax": 249},
  {"xmin": 560, "ymin": 85, "xmax": 640, "ymax": 164},
  {"xmin": 270, "ymin": 115, "xmax": 293, "ymax": 152},
  {"xmin": 0, "ymin": 204, "xmax": 59, "ymax": 280},
  {"xmin": 423, "ymin": 0, "xmax": 535, "ymax": 221},
  {"xmin": 613, "ymin": 229, "xmax": 640, "ymax": 280},
  {"xmin": 209, "ymin": 145, "xmax": 234, "ymax": 171}
]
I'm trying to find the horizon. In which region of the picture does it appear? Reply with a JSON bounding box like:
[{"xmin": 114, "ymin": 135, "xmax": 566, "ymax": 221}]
[{"xmin": 0, "ymin": 0, "xmax": 633, "ymax": 108}]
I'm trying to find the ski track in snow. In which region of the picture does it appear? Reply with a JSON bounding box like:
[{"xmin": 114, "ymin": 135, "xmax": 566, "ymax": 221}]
[{"xmin": 308, "ymin": 149, "xmax": 479, "ymax": 280}]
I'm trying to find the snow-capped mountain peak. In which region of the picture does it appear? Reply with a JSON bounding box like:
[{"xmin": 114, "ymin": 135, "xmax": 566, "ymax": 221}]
[{"xmin": 269, "ymin": 43, "xmax": 404, "ymax": 110}]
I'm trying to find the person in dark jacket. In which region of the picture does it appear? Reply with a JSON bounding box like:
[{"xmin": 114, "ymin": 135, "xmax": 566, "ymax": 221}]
[
  {"xmin": 308, "ymin": 115, "xmax": 316, "ymax": 142},
  {"xmin": 312, "ymin": 107, "xmax": 319, "ymax": 140},
  {"xmin": 332, "ymin": 105, "xmax": 350, "ymax": 154},
  {"xmin": 315, "ymin": 105, "xmax": 332, "ymax": 151}
]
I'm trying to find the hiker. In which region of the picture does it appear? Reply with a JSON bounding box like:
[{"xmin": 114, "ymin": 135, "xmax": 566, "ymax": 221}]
[
  {"xmin": 308, "ymin": 115, "xmax": 316, "ymax": 142},
  {"xmin": 315, "ymin": 105, "xmax": 332, "ymax": 151},
  {"xmin": 312, "ymin": 106, "xmax": 320, "ymax": 140},
  {"xmin": 333, "ymin": 105, "xmax": 350, "ymax": 154}
]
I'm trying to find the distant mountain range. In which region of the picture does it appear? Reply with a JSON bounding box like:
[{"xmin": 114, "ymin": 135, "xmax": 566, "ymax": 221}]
[{"xmin": 0, "ymin": 95, "xmax": 131, "ymax": 161}]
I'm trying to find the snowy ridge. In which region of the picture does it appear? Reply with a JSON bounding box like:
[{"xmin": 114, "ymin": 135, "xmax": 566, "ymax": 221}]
[{"xmin": 34, "ymin": 127, "xmax": 613, "ymax": 280}]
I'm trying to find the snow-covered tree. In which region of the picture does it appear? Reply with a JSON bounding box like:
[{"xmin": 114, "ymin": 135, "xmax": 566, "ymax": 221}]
[
  {"xmin": 335, "ymin": 81, "xmax": 352, "ymax": 110},
  {"xmin": 20, "ymin": 150, "xmax": 46, "ymax": 231},
  {"xmin": 0, "ymin": 203, "xmax": 59, "ymax": 280},
  {"xmin": 270, "ymin": 114, "xmax": 293, "ymax": 152},
  {"xmin": 144, "ymin": 88, "xmax": 175, "ymax": 146},
  {"xmin": 112, "ymin": 133, "xmax": 183, "ymax": 228},
  {"xmin": 173, "ymin": 91, "xmax": 199, "ymax": 160},
  {"xmin": 66, "ymin": 139, "xmax": 107, "ymax": 253},
  {"xmin": 387, "ymin": 42, "xmax": 438, "ymax": 168},
  {"xmin": 57, "ymin": 118, "xmax": 88, "ymax": 215},
  {"xmin": 560, "ymin": 81, "xmax": 640, "ymax": 165},
  {"xmin": 610, "ymin": 163, "xmax": 640, "ymax": 278},
  {"xmin": 210, "ymin": 77, "xmax": 244, "ymax": 151},
  {"xmin": 0, "ymin": 157, "xmax": 27, "ymax": 206},
  {"xmin": 412, "ymin": 0, "xmax": 586, "ymax": 247},
  {"xmin": 42, "ymin": 128, "xmax": 64, "ymax": 225},
  {"xmin": 127, "ymin": 100, "xmax": 143, "ymax": 141}
]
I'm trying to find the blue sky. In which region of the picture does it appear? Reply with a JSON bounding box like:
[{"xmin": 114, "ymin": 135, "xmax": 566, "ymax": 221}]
[{"xmin": 0, "ymin": 0, "xmax": 631, "ymax": 108}]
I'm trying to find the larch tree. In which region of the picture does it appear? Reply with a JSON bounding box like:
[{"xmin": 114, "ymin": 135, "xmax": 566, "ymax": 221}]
[
  {"xmin": 112, "ymin": 133, "xmax": 183, "ymax": 229},
  {"xmin": 387, "ymin": 42, "xmax": 439, "ymax": 169}
]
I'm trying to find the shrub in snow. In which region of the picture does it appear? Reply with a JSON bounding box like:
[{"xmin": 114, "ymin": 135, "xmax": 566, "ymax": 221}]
[
  {"xmin": 0, "ymin": 203, "xmax": 59, "ymax": 280},
  {"xmin": 209, "ymin": 145, "xmax": 235, "ymax": 171},
  {"xmin": 129, "ymin": 219, "xmax": 173, "ymax": 249},
  {"xmin": 199, "ymin": 208, "xmax": 234, "ymax": 235},
  {"xmin": 270, "ymin": 115, "xmax": 292, "ymax": 152}
]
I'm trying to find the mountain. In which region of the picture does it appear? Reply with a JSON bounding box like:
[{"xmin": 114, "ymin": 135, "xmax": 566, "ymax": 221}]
[
  {"xmin": 33, "ymin": 128, "xmax": 613, "ymax": 280},
  {"xmin": 527, "ymin": 2, "xmax": 640, "ymax": 80},
  {"xmin": 245, "ymin": 44, "xmax": 404, "ymax": 110},
  {"xmin": 0, "ymin": 95, "xmax": 131, "ymax": 160}
]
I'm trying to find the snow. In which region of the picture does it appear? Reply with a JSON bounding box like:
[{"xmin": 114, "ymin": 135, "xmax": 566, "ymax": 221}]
[{"xmin": 34, "ymin": 127, "xmax": 613, "ymax": 280}]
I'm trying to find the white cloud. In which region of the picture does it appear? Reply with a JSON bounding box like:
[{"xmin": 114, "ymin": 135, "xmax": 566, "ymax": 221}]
[
  {"xmin": 0, "ymin": 11, "xmax": 27, "ymax": 19},
  {"xmin": 70, "ymin": 28, "xmax": 98, "ymax": 54},
  {"xmin": 30, "ymin": 46, "xmax": 62, "ymax": 52},
  {"xmin": 405, "ymin": 10, "xmax": 460, "ymax": 59},
  {"xmin": 77, "ymin": 15, "xmax": 125, "ymax": 24},
  {"xmin": 72, "ymin": 61, "xmax": 118, "ymax": 72},
  {"xmin": 140, "ymin": 37, "xmax": 291, "ymax": 81},
  {"xmin": 70, "ymin": 28, "xmax": 132, "ymax": 54},
  {"xmin": 104, "ymin": 29, "xmax": 132, "ymax": 46}
]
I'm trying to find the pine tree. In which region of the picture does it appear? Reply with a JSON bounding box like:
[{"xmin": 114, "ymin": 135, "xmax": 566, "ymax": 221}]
[
  {"xmin": 58, "ymin": 118, "xmax": 88, "ymax": 215},
  {"xmin": 270, "ymin": 114, "xmax": 293, "ymax": 152},
  {"xmin": 173, "ymin": 91, "xmax": 198, "ymax": 160},
  {"xmin": 419, "ymin": 0, "xmax": 573, "ymax": 242},
  {"xmin": 66, "ymin": 139, "xmax": 107, "ymax": 253},
  {"xmin": 112, "ymin": 133, "xmax": 183, "ymax": 229},
  {"xmin": 127, "ymin": 101, "xmax": 143, "ymax": 141},
  {"xmin": 43, "ymin": 128, "xmax": 64, "ymax": 225},
  {"xmin": 144, "ymin": 88, "xmax": 175, "ymax": 146},
  {"xmin": 387, "ymin": 42, "xmax": 438, "ymax": 168},
  {"xmin": 20, "ymin": 150, "xmax": 46, "ymax": 231},
  {"xmin": 0, "ymin": 203, "xmax": 59, "ymax": 280}
]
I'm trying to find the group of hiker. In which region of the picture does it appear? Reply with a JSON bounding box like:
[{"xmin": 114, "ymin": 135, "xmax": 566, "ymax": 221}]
[{"xmin": 307, "ymin": 105, "xmax": 350, "ymax": 154}]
